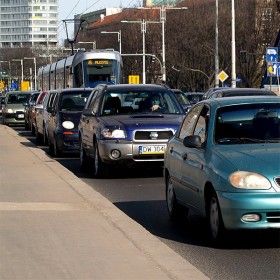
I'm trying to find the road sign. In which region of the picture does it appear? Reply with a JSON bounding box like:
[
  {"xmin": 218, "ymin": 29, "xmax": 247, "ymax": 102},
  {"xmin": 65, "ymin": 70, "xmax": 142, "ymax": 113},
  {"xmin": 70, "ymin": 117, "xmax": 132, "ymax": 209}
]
[
  {"xmin": 128, "ymin": 75, "xmax": 140, "ymax": 84},
  {"xmin": 266, "ymin": 47, "xmax": 278, "ymax": 62},
  {"xmin": 218, "ymin": 71, "xmax": 229, "ymax": 83},
  {"xmin": 267, "ymin": 62, "xmax": 280, "ymax": 77}
]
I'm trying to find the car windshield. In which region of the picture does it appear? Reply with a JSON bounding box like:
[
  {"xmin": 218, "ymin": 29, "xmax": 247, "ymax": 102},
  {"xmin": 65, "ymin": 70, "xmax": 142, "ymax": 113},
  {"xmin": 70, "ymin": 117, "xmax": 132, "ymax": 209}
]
[
  {"xmin": 174, "ymin": 91, "xmax": 191, "ymax": 105},
  {"xmin": 215, "ymin": 103, "xmax": 280, "ymax": 144},
  {"xmin": 60, "ymin": 91, "xmax": 92, "ymax": 111},
  {"xmin": 7, "ymin": 94, "xmax": 30, "ymax": 104},
  {"xmin": 101, "ymin": 90, "xmax": 184, "ymax": 116}
]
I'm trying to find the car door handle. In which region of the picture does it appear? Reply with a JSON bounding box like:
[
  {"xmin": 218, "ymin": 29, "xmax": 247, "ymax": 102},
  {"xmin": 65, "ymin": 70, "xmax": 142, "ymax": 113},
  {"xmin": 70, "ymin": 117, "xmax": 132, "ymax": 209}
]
[{"xmin": 182, "ymin": 153, "xmax": 188, "ymax": 160}]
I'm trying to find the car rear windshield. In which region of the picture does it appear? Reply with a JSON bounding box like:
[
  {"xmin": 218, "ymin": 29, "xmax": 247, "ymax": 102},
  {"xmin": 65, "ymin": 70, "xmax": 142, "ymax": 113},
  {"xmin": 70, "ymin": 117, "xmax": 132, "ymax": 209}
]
[
  {"xmin": 215, "ymin": 103, "xmax": 280, "ymax": 143},
  {"xmin": 60, "ymin": 90, "xmax": 92, "ymax": 111}
]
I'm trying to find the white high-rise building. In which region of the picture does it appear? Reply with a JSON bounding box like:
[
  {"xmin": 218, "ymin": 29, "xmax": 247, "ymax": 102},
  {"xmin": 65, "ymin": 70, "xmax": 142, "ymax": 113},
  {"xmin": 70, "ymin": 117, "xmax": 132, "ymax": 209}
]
[{"xmin": 0, "ymin": 0, "xmax": 58, "ymax": 48}]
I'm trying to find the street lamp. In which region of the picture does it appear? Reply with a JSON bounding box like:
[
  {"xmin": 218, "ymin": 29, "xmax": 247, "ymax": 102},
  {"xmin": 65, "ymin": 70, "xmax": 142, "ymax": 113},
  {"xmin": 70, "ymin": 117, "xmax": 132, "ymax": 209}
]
[
  {"xmin": 121, "ymin": 20, "xmax": 147, "ymax": 84},
  {"xmin": 138, "ymin": 6, "xmax": 188, "ymax": 83},
  {"xmin": 24, "ymin": 57, "xmax": 37, "ymax": 90},
  {"xmin": 12, "ymin": 59, "xmax": 23, "ymax": 85},
  {"xmin": 100, "ymin": 31, "xmax": 122, "ymax": 54},
  {"xmin": 78, "ymin": 41, "xmax": 96, "ymax": 51}
]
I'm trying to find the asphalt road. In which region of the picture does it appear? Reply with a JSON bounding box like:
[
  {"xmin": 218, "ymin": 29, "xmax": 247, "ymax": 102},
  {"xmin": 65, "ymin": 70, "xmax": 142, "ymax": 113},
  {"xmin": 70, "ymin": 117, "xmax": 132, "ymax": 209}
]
[{"xmin": 9, "ymin": 125, "xmax": 280, "ymax": 280}]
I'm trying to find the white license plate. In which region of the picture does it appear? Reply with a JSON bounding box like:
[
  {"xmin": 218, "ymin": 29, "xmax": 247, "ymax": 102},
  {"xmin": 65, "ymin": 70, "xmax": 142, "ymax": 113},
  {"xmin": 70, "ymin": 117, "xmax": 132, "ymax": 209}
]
[
  {"xmin": 17, "ymin": 114, "xmax": 24, "ymax": 118},
  {"xmin": 139, "ymin": 145, "xmax": 166, "ymax": 154}
]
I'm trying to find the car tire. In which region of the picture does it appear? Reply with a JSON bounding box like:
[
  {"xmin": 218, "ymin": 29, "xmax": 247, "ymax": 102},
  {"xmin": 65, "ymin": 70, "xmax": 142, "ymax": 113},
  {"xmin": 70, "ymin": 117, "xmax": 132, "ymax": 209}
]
[
  {"xmin": 208, "ymin": 191, "xmax": 226, "ymax": 243},
  {"xmin": 79, "ymin": 138, "xmax": 90, "ymax": 170},
  {"xmin": 48, "ymin": 136, "xmax": 54, "ymax": 156},
  {"xmin": 43, "ymin": 126, "xmax": 48, "ymax": 146},
  {"xmin": 31, "ymin": 124, "xmax": 35, "ymax": 136},
  {"xmin": 35, "ymin": 127, "xmax": 43, "ymax": 144},
  {"xmin": 92, "ymin": 140, "xmax": 108, "ymax": 178},
  {"xmin": 166, "ymin": 174, "xmax": 188, "ymax": 220},
  {"xmin": 53, "ymin": 136, "xmax": 62, "ymax": 157},
  {"xmin": 24, "ymin": 120, "xmax": 29, "ymax": 130}
]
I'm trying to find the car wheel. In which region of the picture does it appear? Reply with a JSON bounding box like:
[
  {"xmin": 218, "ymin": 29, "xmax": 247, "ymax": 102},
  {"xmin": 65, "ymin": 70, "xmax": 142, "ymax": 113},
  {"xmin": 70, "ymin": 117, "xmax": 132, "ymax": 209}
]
[
  {"xmin": 53, "ymin": 136, "xmax": 61, "ymax": 157},
  {"xmin": 48, "ymin": 136, "xmax": 54, "ymax": 156},
  {"xmin": 43, "ymin": 126, "xmax": 48, "ymax": 145},
  {"xmin": 166, "ymin": 174, "xmax": 187, "ymax": 219},
  {"xmin": 31, "ymin": 124, "xmax": 35, "ymax": 136},
  {"xmin": 35, "ymin": 127, "xmax": 43, "ymax": 144},
  {"xmin": 92, "ymin": 140, "xmax": 108, "ymax": 178},
  {"xmin": 208, "ymin": 191, "xmax": 225, "ymax": 242},
  {"xmin": 24, "ymin": 120, "xmax": 29, "ymax": 130},
  {"xmin": 79, "ymin": 138, "xmax": 90, "ymax": 170}
]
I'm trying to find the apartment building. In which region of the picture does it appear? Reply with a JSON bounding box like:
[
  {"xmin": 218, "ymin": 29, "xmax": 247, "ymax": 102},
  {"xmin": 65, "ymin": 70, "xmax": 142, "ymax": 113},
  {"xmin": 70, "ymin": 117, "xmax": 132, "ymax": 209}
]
[{"xmin": 0, "ymin": 0, "xmax": 58, "ymax": 48}]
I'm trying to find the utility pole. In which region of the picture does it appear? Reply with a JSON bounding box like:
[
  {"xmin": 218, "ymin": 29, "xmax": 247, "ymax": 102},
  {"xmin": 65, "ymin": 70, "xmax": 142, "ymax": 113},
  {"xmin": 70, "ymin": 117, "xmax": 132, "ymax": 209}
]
[{"xmin": 215, "ymin": 0, "xmax": 219, "ymax": 87}]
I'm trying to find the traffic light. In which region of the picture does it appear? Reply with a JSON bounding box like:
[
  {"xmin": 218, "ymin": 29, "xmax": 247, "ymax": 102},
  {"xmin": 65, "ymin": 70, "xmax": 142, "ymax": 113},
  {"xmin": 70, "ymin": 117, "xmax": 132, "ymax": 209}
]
[{"xmin": 240, "ymin": 50, "xmax": 247, "ymax": 63}]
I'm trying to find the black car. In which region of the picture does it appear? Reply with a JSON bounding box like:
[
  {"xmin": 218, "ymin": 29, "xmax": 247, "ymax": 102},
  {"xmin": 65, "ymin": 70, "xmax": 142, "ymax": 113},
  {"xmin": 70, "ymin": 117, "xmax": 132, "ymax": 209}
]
[
  {"xmin": 204, "ymin": 87, "xmax": 276, "ymax": 99},
  {"xmin": 184, "ymin": 92, "xmax": 204, "ymax": 104},
  {"xmin": 79, "ymin": 83, "xmax": 186, "ymax": 178},
  {"xmin": 47, "ymin": 88, "xmax": 93, "ymax": 156},
  {"xmin": 171, "ymin": 89, "xmax": 192, "ymax": 112},
  {"xmin": 24, "ymin": 90, "xmax": 40, "ymax": 130}
]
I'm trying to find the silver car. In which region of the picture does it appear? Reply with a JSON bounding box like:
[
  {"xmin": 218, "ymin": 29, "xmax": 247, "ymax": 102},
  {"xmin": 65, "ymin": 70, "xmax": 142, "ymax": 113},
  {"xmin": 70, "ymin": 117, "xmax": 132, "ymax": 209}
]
[{"xmin": 2, "ymin": 91, "xmax": 32, "ymax": 126}]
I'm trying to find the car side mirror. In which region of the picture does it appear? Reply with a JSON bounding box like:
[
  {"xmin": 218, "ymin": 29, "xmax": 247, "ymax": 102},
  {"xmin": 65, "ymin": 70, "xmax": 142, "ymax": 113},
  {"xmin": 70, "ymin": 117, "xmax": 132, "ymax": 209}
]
[
  {"xmin": 82, "ymin": 108, "xmax": 95, "ymax": 116},
  {"xmin": 183, "ymin": 135, "xmax": 202, "ymax": 148}
]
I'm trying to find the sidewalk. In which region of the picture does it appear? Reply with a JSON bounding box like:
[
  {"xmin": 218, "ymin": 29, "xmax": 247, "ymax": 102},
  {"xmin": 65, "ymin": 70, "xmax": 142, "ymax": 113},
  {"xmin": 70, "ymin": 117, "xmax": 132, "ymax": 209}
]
[{"xmin": 0, "ymin": 125, "xmax": 208, "ymax": 280}]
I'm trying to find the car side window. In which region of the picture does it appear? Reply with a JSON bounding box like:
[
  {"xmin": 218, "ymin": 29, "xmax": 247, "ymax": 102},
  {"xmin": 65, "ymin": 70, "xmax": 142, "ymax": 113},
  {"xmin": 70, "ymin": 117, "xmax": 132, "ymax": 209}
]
[
  {"xmin": 91, "ymin": 90, "xmax": 101, "ymax": 113},
  {"xmin": 193, "ymin": 106, "xmax": 210, "ymax": 146},
  {"xmin": 178, "ymin": 104, "xmax": 203, "ymax": 140}
]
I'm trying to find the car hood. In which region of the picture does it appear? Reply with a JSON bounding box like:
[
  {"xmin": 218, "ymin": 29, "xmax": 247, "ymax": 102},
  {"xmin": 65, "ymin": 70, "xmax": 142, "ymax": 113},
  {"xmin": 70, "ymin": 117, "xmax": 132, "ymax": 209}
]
[
  {"xmin": 5, "ymin": 104, "xmax": 25, "ymax": 111},
  {"xmin": 212, "ymin": 144, "xmax": 280, "ymax": 174},
  {"xmin": 101, "ymin": 114, "xmax": 185, "ymax": 131}
]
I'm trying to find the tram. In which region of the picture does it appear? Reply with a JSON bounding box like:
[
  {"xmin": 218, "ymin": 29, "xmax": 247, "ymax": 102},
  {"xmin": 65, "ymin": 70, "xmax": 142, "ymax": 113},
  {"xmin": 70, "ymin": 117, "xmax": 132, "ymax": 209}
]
[{"xmin": 37, "ymin": 49, "xmax": 123, "ymax": 90}]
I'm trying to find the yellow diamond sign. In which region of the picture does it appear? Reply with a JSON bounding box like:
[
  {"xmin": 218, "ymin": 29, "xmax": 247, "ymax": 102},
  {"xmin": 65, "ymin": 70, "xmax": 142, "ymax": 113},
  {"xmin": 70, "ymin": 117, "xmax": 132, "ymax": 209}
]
[{"xmin": 218, "ymin": 71, "xmax": 229, "ymax": 83}]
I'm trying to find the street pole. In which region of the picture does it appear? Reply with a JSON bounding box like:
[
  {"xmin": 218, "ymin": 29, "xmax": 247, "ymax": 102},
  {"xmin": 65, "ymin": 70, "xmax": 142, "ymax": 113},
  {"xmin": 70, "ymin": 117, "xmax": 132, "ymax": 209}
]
[
  {"xmin": 121, "ymin": 20, "xmax": 147, "ymax": 84},
  {"xmin": 142, "ymin": 20, "xmax": 146, "ymax": 84},
  {"xmin": 215, "ymin": 0, "xmax": 219, "ymax": 87},
  {"xmin": 231, "ymin": 0, "xmax": 236, "ymax": 88},
  {"xmin": 100, "ymin": 31, "xmax": 122, "ymax": 54},
  {"xmin": 12, "ymin": 59, "xmax": 23, "ymax": 85},
  {"xmin": 138, "ymin": 6, "xmax": 187, "ymax": 83},
  {"xmin": 24, "ymin": 57, "xmax": 37, "ymax": 90},
  {"xmin": 161, "ymin": 7, "xmax": 166, "ymax": 83}
]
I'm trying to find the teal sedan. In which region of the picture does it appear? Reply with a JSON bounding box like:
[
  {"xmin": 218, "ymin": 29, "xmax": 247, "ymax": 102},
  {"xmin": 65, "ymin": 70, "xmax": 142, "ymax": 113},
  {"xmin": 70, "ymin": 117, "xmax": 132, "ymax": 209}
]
[{"xmin": 164, "ymin": 96, "xmax": 280, "ymax": 242}]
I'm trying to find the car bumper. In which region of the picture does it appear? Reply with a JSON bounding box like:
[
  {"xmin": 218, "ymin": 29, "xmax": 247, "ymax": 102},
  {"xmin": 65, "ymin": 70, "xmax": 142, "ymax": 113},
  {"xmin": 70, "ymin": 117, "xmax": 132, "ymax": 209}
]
[
  {"xmin": 217, "ymin": 191, "xmax": 280, "ymax": 230},
  {"xmin": 98, "ymin": 139, "xmax": 166, "ymax": 165},
  {"xmin": 56, "ymin": 132, "xmax": 79, "ymax": 152}
]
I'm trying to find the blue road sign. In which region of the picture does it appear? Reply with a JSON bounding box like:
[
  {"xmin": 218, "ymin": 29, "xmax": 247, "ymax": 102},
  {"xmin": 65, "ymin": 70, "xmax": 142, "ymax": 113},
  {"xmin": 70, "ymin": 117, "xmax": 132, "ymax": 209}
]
[
  {"xmin": 266, "ymin": 47, "xmax": 278, "ymax": 62},
  {"xmin": 267, "ymin": 62, "xmax": 280, "ymax": 77}
]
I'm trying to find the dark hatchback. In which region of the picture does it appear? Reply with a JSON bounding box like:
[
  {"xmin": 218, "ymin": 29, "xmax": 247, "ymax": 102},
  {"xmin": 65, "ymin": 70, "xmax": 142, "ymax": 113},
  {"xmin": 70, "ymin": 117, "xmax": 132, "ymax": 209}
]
[
  {"xmin": 205, "ymin": 87, "xmax": 277, "ymax": 99},
  {"xmin": 47, "ymin": 88, "xmax": 93, "ymax": 156},
  {"xmin": 79, "ymin": 83, "xmax": 186, "ymax": 178}
]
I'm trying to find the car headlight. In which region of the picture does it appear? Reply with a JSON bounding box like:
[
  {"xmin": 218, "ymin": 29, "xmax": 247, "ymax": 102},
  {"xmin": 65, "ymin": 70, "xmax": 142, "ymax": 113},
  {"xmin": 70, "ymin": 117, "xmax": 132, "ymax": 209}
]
[
  {"xmin": 62, "ymin": 121, "xmax": 74, "ymax": 129},
  {"xmin": 229, "ymin": 171, "xmax": 271, "ymax": 190},
  {"xmin": 102, "ymin": 128, "xmax": 126, "ymax": 138},
  {"xmin": 7, "ymin": 108, "xmax": 13, "ymax": 113}
]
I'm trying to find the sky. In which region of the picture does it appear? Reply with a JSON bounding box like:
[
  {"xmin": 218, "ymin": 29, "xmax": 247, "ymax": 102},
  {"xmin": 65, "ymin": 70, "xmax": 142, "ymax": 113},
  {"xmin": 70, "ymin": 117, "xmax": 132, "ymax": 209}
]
[{"xmin": 58, "ymin": 0, "xmax": 141, "ymax": 43}]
